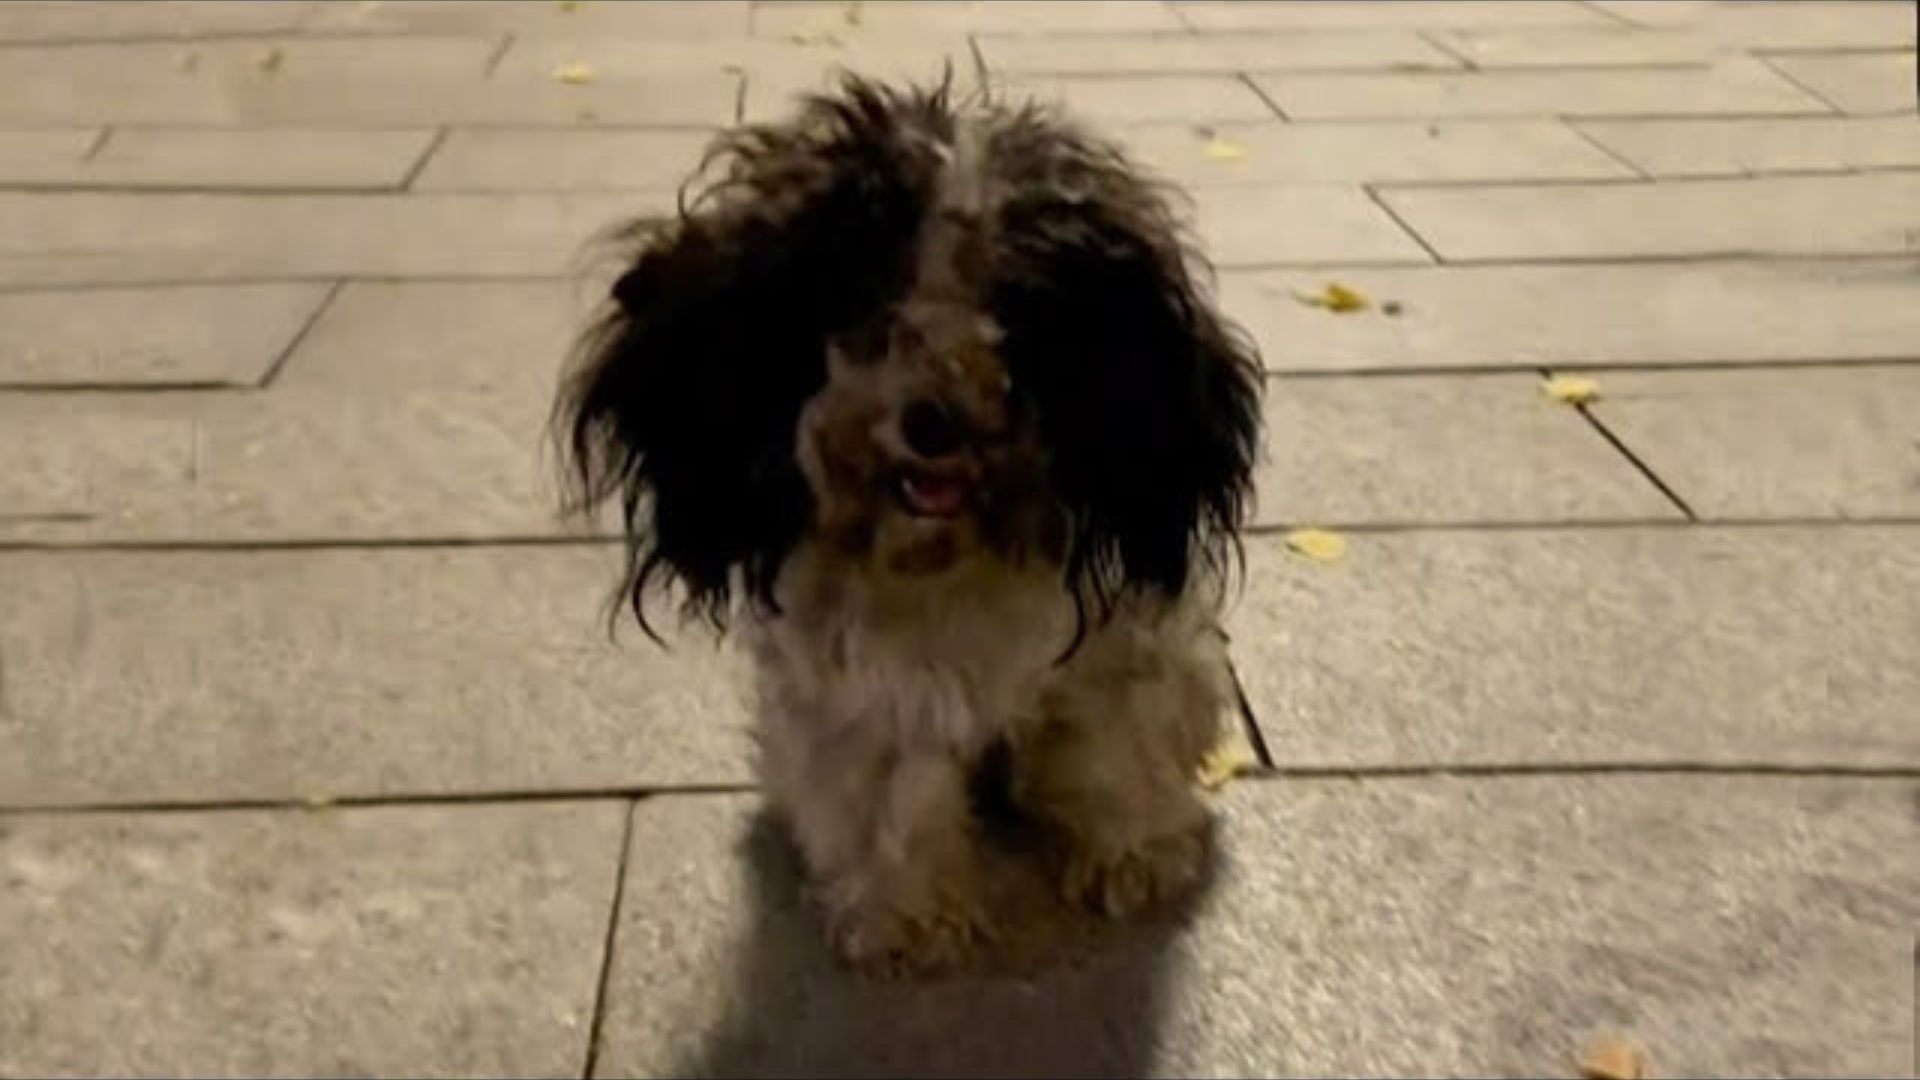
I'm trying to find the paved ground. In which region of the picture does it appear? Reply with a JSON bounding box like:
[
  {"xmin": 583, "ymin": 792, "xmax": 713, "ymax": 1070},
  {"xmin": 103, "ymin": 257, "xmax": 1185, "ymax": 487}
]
[{"xmin": 1, "ymin": 1, "xmax": 1916, "ymax": 1076}]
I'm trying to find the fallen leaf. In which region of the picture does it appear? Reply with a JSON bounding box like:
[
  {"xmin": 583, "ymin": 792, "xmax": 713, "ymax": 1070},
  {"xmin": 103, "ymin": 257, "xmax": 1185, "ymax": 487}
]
[
  {"xmin": 843, "ymin": 0, "xmax": 863, "ymax": 26},
  {"xmin": 1382, "ymin": 300, "xmax": 1403, "ymax": 316},
  {"xmin": 1284, "ymin": 528, "xmax": 1348, "ymax": 563},
  {"xmin": 1577, "ymin": 1034, "xmax": 1649, "ymax": 1080},
  {"xmin": 553, "ymin": 60, "xmax": 598, "ymax": 84},
  {"xmin": 1202, "ymin": 135, "xmax": 1248, "ymax": 163},
  {"xmin": 301, "ymin": 795, "xmax": 336, "ymax": 810},
  {"xmin": 257, "ymin": 45, "xmax": 285, "ymax": 73},
  {"xmin": 1197, "ymin": 725, "xmax": 1260, "ymax": 791},
  {"xmin": 1542, "ymin": 374, "xmax": 1601, "ymax": 405},
  {"xmin": 785, "ymin": 30, "xmax": 844, "ymax": 46},
  {"xmin": 558, "ymin": 0, "xmax": 581, "ymax": 10},
  {"xmin": 1294, "ymin": 281, "xmax": 1370, "ymax": 313}
]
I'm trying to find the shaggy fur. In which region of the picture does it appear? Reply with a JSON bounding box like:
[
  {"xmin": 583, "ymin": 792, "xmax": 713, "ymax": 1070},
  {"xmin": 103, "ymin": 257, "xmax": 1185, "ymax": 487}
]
[{"xmin": 556, "ymin": 74, "xmax": 1263, "ymax": 975}]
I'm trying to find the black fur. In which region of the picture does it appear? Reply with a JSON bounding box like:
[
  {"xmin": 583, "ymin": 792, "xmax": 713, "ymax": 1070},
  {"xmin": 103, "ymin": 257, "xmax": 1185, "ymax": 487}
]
[{"xmin": 554, "ymin": 75, "xmax": 1262, "ymax": 640}]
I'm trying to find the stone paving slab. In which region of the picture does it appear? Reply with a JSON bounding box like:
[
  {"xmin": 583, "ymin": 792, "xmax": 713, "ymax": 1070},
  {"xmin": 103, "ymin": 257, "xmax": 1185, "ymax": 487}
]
[
  {"xmin": 1228, "ymin": 527, "xmax": 1920, "ymax": 769},
  {"xmin": 1423, "ymin": 25, "xmax": 1735, "ymax": 68},
  {"xmin": 1574, "ymin": 114, "xmax": 1920, "ymax": 177},
  {"xmin": 1377, "ymin": 173, "xmax": 1920, "ymax": 261},
  {"xmin": 0, "ymin": 282, "xmax": 332, "ymax": 387},
  {"xmin": 1116, "ymin": 120, "xmax": 1631, "ymax": 188},
  {"xmin": 0, "ymin": 547, "xmax": 753, "ymax": 808},
  {"xmin": 594, "ymin": 779, "xmax": 1917, "ymax": 1077},
  {"xmin": 1173, "ymin": 1, "xmax": 1610, "ymax": 32},
  {"xmin": 1254, "ymin": 374, "xmax": 1676, "ymax": 527},
  {"xmin": 989, "ymin": 75, "xmax": 1279, "ymax": 126},
  {"xmin": 0, "ymin": 191, "xmax": 659, "ymax": 285},
  {"xmin": 1764, "ymin": 51, "xmax": 1919, "ymax": 115},
  {"xmin": 414, "ymin": 128, "xmax": 716, "ymax": 193},
  {"xmin": 494, "ymin": 31, "xmax": 972, "ymax": 91},
  {"xmin": 753, "ymin": 1, "xmax": 1186, "ymax": 37},
  {"xmin": 222, "ymin": 71, "xmax": 741, "ymax": 128},
  {"xmin": 974, "ymin": 30, "xmax": 1459, "ymax": 76},
  {"xmin": 1252, "ymin": 58, "xmax": 1825, "ymax": 120},
  {"xmin": 56, "ymin": 128, "xmax": 436, "ymax": 190},
  {"xmin": 0, "ymin": 800, "xmax": 622, "ymax": 1077},
  {"xmin": 306, "ymin": 0, "xmax": 751, "ymax": 37},
  {"xmin": 0, "ymin": 127, "xmax": 98, "ymax": 181},
  {"xmin": 0, "ymin": 280, "xmax": 597, "ymax": 541},
  {"xmin": 0, "ymin": 0, "xmax": 318, "ymax": 42},
  {"xmin": 1588, "ymin": 366, "xmax": 1920, "ymax": 520},
  {"xmin": 1218, "ymin": 259, "xmax": 1920, "ymax": 372},
  {"xmin": 1189, "ymin": 185, "xmax": 1430, "ymax": 267},
  {"xmin": 1591, "ymin": 0, "xmax": 1916, "ymax": 50}
]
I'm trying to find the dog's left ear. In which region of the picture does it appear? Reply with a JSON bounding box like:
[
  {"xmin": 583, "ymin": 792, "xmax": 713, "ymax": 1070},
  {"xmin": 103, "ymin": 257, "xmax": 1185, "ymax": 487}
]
[{"xmin": 990, "ymin": 124, "xmax": 1265, "ymax": 617}]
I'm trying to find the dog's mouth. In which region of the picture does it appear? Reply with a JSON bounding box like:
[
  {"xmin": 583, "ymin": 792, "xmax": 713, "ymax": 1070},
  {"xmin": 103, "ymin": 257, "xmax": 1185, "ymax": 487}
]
[{"xmin": 894, "ymin": 467, "xmax": 974, "ymax": 519}]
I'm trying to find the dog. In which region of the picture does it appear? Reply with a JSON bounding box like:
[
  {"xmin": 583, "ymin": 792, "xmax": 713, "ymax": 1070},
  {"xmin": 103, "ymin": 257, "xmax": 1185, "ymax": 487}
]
[{"xmin": 554, "ymin": 74, "xmax": 1263, "ymax": 976}]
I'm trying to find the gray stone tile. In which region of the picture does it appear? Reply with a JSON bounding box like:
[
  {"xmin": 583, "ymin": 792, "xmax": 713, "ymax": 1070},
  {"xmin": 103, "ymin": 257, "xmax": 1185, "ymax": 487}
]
[
  {"xmin": 754, "ymin": 1, "xmax": 1185, "ymax": 36},
  {"xmin": 737, "ymin": 38, "xmax": 982, "ymax": 124},
  {"xmin": 594, "ymin": 779, "xmax": 1918, "ymax": 1076},
  {"xmin": 1190, "ymin": 185, "xmax": 1431, "ymax": 267},
  {"xmin": 0, "ymin": 801, "xmax": 622, "ymax": 1076},
  {"xmin": 306, "ymin": 0, "xmax": 751, "ymax": 36},
  {"xmin": 1175, "ymin": 1, "xmax": 1610, "ymax": 31},
  {"xmin": 0, "ymin": 282, "xmax": 332, "ymax": 386},
  {"xmin": 1590, "ymin": 366, "xmax": 1920, "ymax": 519},
  {"xmin": 0, "ymin": 1, "xmax": 318, "ymax": 42},
  {"xmin": 1425, "ymin": 25, "xmax": 1731, "ymax": 67},
  {"xmin": 1218, "ymin": 259, "xmax": 1920, "ymax": 372},
  {"xmin": 75, "ymin": 128, "xmax": 436, "ymax": 190},
  {"xmin": 1253, "ymin": 58, "xmax": 1826, "ymax": 119},
  {"xmin": 0, "ymin": 546, "xmax": 754, "ymax": 806},
  {"xmin": 494, "ymin": 30, "xmax": 970, "ymax": 82},
  {"xmin": 0, "ymin": 406, "xmax": 195, "ymax": 522},
  {"xmin": 1229, "ymin": 527, "xmax": 1920, "ymax": 767},
  {"xmin": 1591, "ymin": 0, "xmax": 1916, "ymax": 50},
  {"xmin": 1377, "ymin": 173, "xmax": 1920, "ymax": 261},
  {"xmin": 976, "ymin": 30, "xmax": 1459, "ymax": 76},
  {"xmin": 1117, "ymin": 120, "xmax": 1630, "ymax": 187},
  {"xmin": 1766, "ymin": 51, "xmax": 1917, "ymax": 115},
  {"xmin": 414, "ymin": 129, "xmax": 716, "ymax": 192},
  {"xmin": 0, "ymin": 127, "xmax": 96, "ymax": 181},
  {"xmin": 1574, "ymin": 115, "xmax": 1920, "ymax": 177},
  {"xmin": 1254, "ymin": 374, "xmax": 1675, "ymax": 526},
  {"xmin": 0, "ymin": 281, "xmax": 597, "ymax": 541},
  {"xmin": 0, "ymin": 191, "xmax": 656, "ymax": 285},
  {"xmin": 0, "ymin": 38, "xmax": 735, "ymax": 126},
  {"xmin": 992, "ymin": 75, "xmax": 1278, "ymax": 125}
]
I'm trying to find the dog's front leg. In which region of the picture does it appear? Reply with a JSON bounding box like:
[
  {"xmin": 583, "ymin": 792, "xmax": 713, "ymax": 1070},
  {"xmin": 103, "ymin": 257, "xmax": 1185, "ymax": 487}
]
[{"xmin": 761, "ymin": 719, "xmax": 989, "ymax": 977}]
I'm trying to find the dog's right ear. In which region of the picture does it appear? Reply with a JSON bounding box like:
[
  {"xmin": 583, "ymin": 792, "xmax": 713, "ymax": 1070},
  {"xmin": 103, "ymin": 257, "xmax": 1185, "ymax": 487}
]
[{"xmin": 553, "ymin": 77, "xmax": 945, "ymax": 637}]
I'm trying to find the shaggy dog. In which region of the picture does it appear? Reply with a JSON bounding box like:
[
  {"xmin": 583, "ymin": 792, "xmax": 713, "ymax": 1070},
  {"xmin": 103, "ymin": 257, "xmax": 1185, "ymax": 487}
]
[{"xmin": 555, "ymin": 74, "xmax": 1263, "ymax": 976}]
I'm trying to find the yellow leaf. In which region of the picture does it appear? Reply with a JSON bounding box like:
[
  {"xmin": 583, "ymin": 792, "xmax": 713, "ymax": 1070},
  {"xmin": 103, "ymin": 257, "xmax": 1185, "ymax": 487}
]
[
  {"xmin": 557, "ymin": 0, "xmax": 581, "ymax": 10},
  {"xmin": 1284, "ymin": 528, "xmax": 1348, "ymax": 563},
  {"xmin": 843, "ymin": 0, "xmax": 863, "ymax": 26},
  {"xmin": 1542, "ymin": 374, "xmax": 1600, "ymax": 405},
  {"xmin": 553, "ymin": 60, "xmax": 598, "ymax": 85},
  {"xmin": 300, "ymin": 795, "xmax": 336, "ymax": 810},
  {"xmin": 1202, "ymin": 136, "xmax": 1248, "ymax": 163},
  {"xmin": 1577, "ymin": 1034, "xmax": 1649, "ymax": 1080},
  {"xmin": 1196, "ymin": 726, "xmax": 1260, "ymax": 791},
  {"xmin": 1294, "ymin": 281, "xmax": 1370, "ymax": 313}
]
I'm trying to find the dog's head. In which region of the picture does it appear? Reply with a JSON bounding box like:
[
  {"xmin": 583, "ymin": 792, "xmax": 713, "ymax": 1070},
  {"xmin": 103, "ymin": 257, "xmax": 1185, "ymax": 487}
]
[{"xmin": 556, "ymin": 75, "xmax": 1262, "ymax": 639}]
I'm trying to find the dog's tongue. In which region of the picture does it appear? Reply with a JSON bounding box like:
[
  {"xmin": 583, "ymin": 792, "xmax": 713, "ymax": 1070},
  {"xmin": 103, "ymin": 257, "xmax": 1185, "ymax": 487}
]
[{"xmin": 904, "ymin": 474, "xmax": 968, "ymax": 517}]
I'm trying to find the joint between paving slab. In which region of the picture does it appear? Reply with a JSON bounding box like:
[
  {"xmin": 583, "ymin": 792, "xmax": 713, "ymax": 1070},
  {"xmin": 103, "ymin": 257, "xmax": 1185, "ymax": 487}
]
[
  {"xmin": 79, "ymin": 125, "xmax": 113, "ymax": 162},
  {"xmin": 1243, "ymin": 761, "xmax": 1920, "ymax": 781},
  {"xmin": 256, "ymin": 278, "xmax": 344, "ymax": 388},
  {"xmin": 1575, "ymin": 403, "xmax": 1700, "ymax": 521},
  {"xmin": 1750, "ymin": 53, "xmax": 1850, "ymax": 115},
  {"xmin": 1561, "ymin": 119, "xmax": 1652, "ymax": 180},
  {"xmin": 399, "ymin": 126, "xmax": 452, "ymax": 191},
  {"xmin": 1227, "ymin": 661, "xmax": 1274, "ymax": 768},
  {"xmin": 580, "ymin": 799, "xmax": 636, "ymax": 1080},
  {"xmin": 1238, "ymin": 72, "xmax": 1291, "ymax": 121},
  {"xmin": 1361, "ymin": 183, "xmax": 1445, "ymax": 264},
  {"xmin": 1414, "ymin": 29, "xmax": 1479, "ymax": 73}
]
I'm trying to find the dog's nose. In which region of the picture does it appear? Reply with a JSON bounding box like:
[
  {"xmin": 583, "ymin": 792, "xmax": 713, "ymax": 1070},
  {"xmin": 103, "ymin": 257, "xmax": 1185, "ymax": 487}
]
[{"xmin": 900, "ymin": 398, "xmax": 966, "ymax": 459}]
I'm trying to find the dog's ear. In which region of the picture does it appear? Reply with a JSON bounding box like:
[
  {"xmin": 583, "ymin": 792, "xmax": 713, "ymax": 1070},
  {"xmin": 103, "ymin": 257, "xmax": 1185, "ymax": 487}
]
[
  {"xmin": 988, "ymin": 115, "xmax": 1264, "ymax": 621},
  {"xmin": 554, "ymin": 77, "xmax": 943, "ymax": 635}
]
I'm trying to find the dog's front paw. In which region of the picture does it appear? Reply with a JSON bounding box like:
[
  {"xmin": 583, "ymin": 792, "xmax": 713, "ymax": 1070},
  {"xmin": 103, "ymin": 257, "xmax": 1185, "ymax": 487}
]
[
  {"xmin": 1063, "ymin": 825, "xmax": 1210, "ymax": 918},
  {"xmin": 830, "ymin": 895, "xmax": 991, "ymax": 978}
]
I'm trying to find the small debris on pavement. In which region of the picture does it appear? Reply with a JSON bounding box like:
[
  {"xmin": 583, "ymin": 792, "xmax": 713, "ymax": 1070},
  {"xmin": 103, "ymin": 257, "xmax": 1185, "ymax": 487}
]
[
  {"xmin": 1284, "ymin": 527, "xmax": 1348, "ymax": 562},
  {"xmin": 174, "ymin": 50, "xmax": 199, "ymax": 72},
  {"xmin": 1578, "ymin": 1033, "xmax": 1650, "ymax": 1080},
  {"xmin": 1202, "ymin": 135, "xmax": 1249, "ymax": 163},
  {"xmin": 1382, "ymin": 300, "xmax": 1403, "ymax": 316},
  {"xmin": 1294, "ymin": 282, "xmax": 1370, "ymax": 313},
  {"xmin": 1542, "ymin": 374, "xmax": 1601, "ymax": 405},
  {"xmin": 257, "ymin": 46, "xmax": 285, "ymax": 74},
  {"xmin": 552, "ymin": 60, "xmax": 598, "ymax": 84},
  {"xmin": 557, "ymin": 0, "xmax": 581, "ymax": 11},
  {"xmin": 1197, "ymin": 720, "xmax": 1260, "ymax": 790}
]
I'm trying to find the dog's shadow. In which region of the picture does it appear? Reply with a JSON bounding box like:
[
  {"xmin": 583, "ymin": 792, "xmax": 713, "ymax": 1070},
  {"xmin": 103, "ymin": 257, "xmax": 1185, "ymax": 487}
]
[{"xmin": 678, "ymin": 809, "xmax": 1214, "ymax": 1080}]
